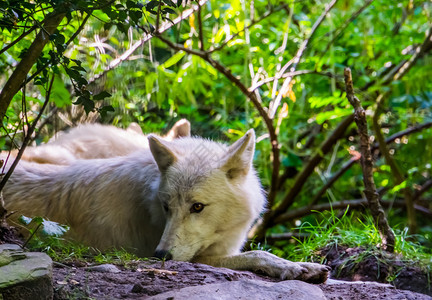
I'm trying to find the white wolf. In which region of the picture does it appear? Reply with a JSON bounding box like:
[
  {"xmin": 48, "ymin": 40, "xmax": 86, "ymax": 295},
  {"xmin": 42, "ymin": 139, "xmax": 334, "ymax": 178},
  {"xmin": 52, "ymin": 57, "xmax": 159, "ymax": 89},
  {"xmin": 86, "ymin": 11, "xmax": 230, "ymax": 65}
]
[
  {"xmin": 2, "ymin": 130, "xmax": 329, "ymax": 282},
  {"xmin": 16, "ymin": 119, "xmax": 190, "ymax": 165}
]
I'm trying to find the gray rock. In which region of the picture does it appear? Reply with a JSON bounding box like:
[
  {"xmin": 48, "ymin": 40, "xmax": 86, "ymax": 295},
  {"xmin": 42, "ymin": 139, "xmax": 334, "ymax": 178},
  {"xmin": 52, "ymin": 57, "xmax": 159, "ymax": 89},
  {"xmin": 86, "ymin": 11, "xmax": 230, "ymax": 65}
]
[
  {"xmin": 147, "ymin": 279, "xmax": 326, "ymax": 300},
  {"xmin": 0, "ymin": 243, "xmax": 53, "ymax": 300},
  {"xmin": 85, "ymin": 263, "xmax": 121, "ymax": 273},
  {"xmin": 320, "ymin": 279, "xmax": 432, "ymax": 300}
]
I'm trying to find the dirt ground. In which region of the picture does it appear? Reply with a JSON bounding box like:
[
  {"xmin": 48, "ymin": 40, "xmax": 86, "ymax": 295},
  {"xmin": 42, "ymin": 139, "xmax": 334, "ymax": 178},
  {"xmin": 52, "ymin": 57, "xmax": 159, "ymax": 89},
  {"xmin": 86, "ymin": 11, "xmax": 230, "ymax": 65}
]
[
  {"xmin": 320, "ymin": 245, "xmax": 432, "ymax": 296},
  {"xmin": 52, "ymin": 258, "xmax": 432, "ymax": 299},
  {"xmin": 2, "ymin": 226, "xmax": 431, "ymax": 299}
]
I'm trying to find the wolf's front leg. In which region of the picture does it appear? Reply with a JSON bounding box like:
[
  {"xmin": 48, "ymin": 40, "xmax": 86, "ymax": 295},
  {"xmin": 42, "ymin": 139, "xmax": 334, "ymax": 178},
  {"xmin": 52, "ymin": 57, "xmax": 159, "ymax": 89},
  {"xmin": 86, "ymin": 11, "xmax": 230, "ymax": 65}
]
[{"xmin": 195, "ymin": 250, "xmax": 330, "ymax": 283}]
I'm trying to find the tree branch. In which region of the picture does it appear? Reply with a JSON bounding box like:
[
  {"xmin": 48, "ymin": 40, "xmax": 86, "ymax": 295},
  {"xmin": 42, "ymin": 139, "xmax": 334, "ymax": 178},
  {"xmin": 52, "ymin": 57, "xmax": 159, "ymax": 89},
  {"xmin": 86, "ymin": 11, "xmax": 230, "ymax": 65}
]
[
  {"xmin": 21, "ymin": 12, "xmax": 92, "ymax": 89},
  {"xmin": 310, "ymin": 121, "xmax": 432, "ymax": 206},
  {"xmin": 0, "ymin": 12, "xmax": 65, "ymax": 122},
  {"xmin": 344, "ymin": 67, "xmax": 395, "ymax": 252},
  {"xmin": 276, "ymin": 114, "xmax": 354, "ymax": 215},
  {"xmin": 0, "ymin": 25, "xmax": 37, "ymax": 56}
]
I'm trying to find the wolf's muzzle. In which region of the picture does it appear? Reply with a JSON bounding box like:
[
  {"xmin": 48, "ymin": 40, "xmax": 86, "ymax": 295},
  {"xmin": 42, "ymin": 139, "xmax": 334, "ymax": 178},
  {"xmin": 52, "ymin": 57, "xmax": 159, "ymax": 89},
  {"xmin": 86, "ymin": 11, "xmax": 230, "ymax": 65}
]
[{"xmin": 153, "ymin": 250, "xmax": 173, "ymax": 261}]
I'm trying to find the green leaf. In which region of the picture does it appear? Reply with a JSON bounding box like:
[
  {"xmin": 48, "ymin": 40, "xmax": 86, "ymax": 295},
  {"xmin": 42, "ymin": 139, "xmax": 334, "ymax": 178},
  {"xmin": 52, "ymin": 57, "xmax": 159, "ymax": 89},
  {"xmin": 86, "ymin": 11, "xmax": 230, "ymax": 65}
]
[
  {"xmin": 162, "ymin": 7, "xmax": 176, "ymax": 15},
  {"xmin": 93, "ymin": 91, "xmax": 112, "ymax": 100},
  {"xmin": 146, "ymin": 0, "xmax": 159, "ymax": 11},
  {"xmin": 50, "ymin": 77, "xmax": 71, "ymax": 108},
  {"xmin": 162, "ymin": 51, "xmax": 185, "ymax": 68},
  {"xmin": 162, "ymin": 0, "xmax": 176, "ymax": 7},
  {"xmin": 99, "ymin": 105, "xmax": 115, "ymax": 118},
  {"xmin": 83, "ymin": 98, "xmax": 95, "ymax": 113},
  {"xmin": 282, "ymin": 152, "xmax": 303, "ymax": 168}
]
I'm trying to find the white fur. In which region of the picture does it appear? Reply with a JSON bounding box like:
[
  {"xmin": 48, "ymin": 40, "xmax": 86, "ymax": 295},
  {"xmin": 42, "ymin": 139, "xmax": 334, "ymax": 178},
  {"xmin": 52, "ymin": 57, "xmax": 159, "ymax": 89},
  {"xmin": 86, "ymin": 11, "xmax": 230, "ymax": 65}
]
[
  {"xmin": 2, "ymin": 130, "xmax": 329, "ymax": 282},
  {"xmin": 17, "ymin": 119, "xmax": 190, "ymax": 165}
]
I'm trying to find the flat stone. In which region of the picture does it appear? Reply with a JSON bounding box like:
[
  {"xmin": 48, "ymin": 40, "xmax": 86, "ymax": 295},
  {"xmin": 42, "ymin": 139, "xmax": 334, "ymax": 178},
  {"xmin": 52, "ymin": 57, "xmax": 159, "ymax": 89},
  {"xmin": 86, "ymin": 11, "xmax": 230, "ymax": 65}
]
[
  {"xmin": 320, "ymin": 279, "xmax": 432, "ymax": 300},
  {"xmin": 147, "ymin": 279, "xmax": 326, "ymax": 300},
  {"xmin": 85, "ymin": 263, "xmax": 121, "ymax": 273},
  {"xmin": 0, "ymin": 243, "xmax": 53, "ymax": 300}
]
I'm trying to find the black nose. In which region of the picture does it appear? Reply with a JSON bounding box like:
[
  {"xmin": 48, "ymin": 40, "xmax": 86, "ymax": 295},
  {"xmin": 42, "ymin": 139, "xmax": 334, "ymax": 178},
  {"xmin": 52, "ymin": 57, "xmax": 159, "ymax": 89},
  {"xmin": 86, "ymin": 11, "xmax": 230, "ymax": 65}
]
[{"xmin": 153, "ymin": 250, "xmax": 173, "ymax": 260}]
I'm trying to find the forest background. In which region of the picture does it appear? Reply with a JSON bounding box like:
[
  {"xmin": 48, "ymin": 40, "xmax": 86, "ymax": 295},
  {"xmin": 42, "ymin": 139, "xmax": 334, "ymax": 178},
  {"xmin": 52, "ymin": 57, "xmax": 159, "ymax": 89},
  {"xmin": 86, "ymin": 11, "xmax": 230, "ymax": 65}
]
[{"xmin": 0, "ymin": 0, "xmax": 431, "ymax": 267}]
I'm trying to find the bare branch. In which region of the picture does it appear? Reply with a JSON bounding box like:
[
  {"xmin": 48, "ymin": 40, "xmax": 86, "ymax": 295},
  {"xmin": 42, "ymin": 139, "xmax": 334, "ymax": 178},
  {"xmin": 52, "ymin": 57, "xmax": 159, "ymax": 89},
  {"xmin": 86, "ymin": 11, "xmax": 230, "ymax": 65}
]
[
  {"xmin": 344, "ymin": 67, "xmax": 395, "ymax": 252},
  {"xmin": 275, "ymin": 114, "xmax": 354, "ymax": 216},
  {"xmin": 310, "ymin": 121, "xmax": 432, "ymax": 206}
]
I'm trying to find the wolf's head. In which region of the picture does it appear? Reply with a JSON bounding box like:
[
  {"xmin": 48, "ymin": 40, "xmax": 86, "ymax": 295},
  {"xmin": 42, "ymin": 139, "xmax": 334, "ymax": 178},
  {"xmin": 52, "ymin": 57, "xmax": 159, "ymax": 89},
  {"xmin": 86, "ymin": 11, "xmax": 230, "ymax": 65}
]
[{"xmin": 148, "ymin": 130, "xmax": 266, "ymax": 262}]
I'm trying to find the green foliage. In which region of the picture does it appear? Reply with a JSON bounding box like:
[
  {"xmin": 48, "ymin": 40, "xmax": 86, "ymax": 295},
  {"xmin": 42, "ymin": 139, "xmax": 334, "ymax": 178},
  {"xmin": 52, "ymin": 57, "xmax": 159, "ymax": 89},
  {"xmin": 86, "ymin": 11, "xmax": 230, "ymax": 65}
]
[
  {"xmin": 269, "ymin": 209, "xmax": 432, "ymax": 265},
  {"xmin": 19, "ymin": 215, "xmax": 143, "ymax": 264},
  {"xmin": 1, "ymin": 0, "xmax": 432, "ymax": 260}
]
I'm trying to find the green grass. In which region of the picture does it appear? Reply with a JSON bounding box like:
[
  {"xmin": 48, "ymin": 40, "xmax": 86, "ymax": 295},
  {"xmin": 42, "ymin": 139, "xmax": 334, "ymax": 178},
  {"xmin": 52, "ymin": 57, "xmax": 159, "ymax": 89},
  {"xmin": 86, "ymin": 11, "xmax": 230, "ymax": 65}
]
[
  {"xmin": 18, "ymin": 216, "xmax": 146, "ymax": 266},
  {"xmin": 266, "ymin": 208, "xmax": 432, "ymax": 270}
]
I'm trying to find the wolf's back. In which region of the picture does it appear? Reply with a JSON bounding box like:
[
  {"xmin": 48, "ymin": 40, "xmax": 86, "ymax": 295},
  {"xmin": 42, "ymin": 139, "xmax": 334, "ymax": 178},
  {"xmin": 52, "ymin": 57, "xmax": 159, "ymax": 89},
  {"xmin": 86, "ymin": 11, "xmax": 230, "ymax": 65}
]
[{"xmin": 2, "ymin": 152, "xmax": 165, "ymax": 255}]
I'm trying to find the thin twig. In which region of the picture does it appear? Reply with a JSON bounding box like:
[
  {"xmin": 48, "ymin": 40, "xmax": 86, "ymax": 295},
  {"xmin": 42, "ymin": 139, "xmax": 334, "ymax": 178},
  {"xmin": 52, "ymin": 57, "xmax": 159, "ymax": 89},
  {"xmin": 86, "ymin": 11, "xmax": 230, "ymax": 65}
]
[
  {"xmin": 208, "ymin": 4, "xmax": 287, "ymax": 54},
  {"xmin": 274, "ymin": 198, "xmax": 431, "ymax": 225},
  {"xmin": 0, "ymin": 75, "xmax": 55, "ymax": 193},
  {"xmin": 414, "ymin": 180, "xmax": 432, "ymax": 201},
  {"xmin": 21, "ymin": 12, "xmax": 92, "ymax": 89},
  {"xmin": 310, "ymin": 121, "xmax": 432, "ymax": 206},
  {"xmin": 269, "ymin": 0, "xmax": 338, "ymax": 119},
  {"xmin": 0, "ymin": 25, "xmax": 37, "ymax": 56},
  {"xmin": 321, "ymin": 0, "xmax": 374, "ymax": 55},
  {"xmin": 197, "ymin": 3, "xmax": 205, "ymax": 51},
  {"xmin": 249, "ymin": 70, "xmax": 340, "ymax": 92},
  {"xmin": 266, "ymin": 232, "xmax": 310, "ymax": 243},
  {"xmin": 88, "ymin": 0, "xmax": 209, "ymax": 85}
]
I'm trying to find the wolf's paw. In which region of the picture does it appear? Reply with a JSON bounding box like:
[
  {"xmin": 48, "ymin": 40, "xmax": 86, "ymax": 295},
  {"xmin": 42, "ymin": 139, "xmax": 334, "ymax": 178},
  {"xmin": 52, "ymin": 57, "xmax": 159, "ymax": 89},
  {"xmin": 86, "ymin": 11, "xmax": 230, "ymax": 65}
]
[
  {"xmin": 254, "ymin": 258, "xmax": 306, "ymax": 280},
  {"xmin": 246, "ymin": 252, "xmax": 308, "ymax": 280},
  {"xmin": 249, "ymin": 252, "xmax": 331, "ymax": 283},
  {"xmin": 296, "ymin": 262, "xmax": 331, "ymax": 283}
]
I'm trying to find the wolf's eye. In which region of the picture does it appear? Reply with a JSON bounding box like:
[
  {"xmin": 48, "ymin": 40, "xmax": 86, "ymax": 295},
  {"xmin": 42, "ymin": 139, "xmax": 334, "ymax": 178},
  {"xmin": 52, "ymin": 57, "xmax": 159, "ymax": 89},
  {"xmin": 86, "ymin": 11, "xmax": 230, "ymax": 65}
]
[{"xmin": 190, "ymin": 202, "xmax": 205, "ymax": 213}]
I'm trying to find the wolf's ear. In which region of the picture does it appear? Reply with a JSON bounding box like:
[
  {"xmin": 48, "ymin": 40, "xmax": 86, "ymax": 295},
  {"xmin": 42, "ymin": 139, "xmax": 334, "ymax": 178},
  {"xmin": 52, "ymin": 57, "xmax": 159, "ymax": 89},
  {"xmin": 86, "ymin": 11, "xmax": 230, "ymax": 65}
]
[
  {"xmin": 221, "ymin": 129, "xmax": 255, "ymax": 179},
  {"xmin": 165, "ymin": 119, "xmax": 190, "ymax": 140},
  {"xmin": 127, "ymin": 122, "xmax": 144, "ymax": 135},
  {"xmin": 148, "ymin": 135, "xmax": 177, "ymax": 172}
]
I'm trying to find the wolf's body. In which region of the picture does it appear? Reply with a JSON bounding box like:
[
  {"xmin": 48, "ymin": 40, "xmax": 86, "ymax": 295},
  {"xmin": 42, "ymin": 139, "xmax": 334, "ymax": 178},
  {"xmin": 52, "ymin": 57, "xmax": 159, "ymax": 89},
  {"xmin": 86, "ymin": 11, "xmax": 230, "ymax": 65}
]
[
  {"xmin": 2, "ymin": 130, "xmax": 329, "ymax": 282},
  {"xmin": 18, "ymin": 119, "xmax": 190, "ymax": 165}
]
